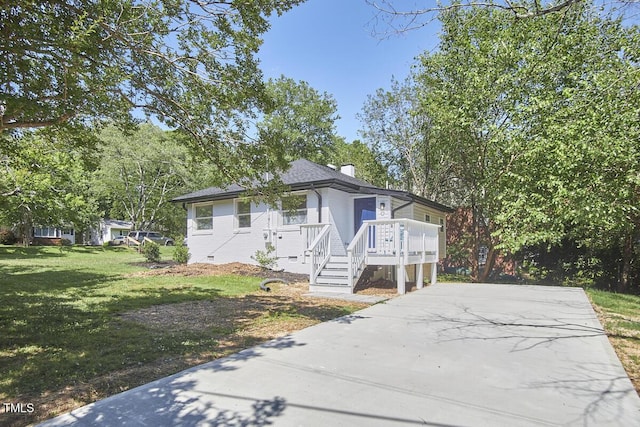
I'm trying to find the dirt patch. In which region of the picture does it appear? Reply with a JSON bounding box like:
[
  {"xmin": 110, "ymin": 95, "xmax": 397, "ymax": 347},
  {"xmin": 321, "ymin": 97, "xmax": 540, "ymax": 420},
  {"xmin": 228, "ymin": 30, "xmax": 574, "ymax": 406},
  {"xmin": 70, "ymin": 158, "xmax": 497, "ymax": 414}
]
[
  {"xmin": 117, "ymin": 280, "xmax": 364, "ymax": 333},
  {"xmin": 128, "ymin": 262, "xmax": 309, "ymax": 283},
  {"xmin": 354, "ymin": 278, "xmax": 418, "ymax": 295},
  {"xmin": 7, "ymin": 278, "xmax": 369, "ymax": 427}
]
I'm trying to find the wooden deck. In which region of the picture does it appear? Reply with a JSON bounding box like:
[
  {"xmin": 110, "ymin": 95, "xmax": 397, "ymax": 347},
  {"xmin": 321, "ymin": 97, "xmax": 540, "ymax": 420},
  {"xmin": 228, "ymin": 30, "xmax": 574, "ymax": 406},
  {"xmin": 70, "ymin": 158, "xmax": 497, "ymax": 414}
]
[{"xmin": 303, "ymin": 219, "xmax": 440, "ymax": 294}]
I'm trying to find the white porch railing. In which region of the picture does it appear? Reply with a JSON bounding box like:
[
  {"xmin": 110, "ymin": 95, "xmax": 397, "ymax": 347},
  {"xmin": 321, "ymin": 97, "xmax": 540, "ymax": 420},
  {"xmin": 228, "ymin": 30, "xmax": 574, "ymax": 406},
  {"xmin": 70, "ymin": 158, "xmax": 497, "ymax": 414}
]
[
  {"xmin": 347, "ymin": 219, "xmax": 440, "ymax": 291},
  {"xmin": 346, "ymin": 221, "xmax": 370, "ymax": 290},
  {"xmin": 302, "ymin": 224, "xmax": 331, "ymax": 285},
  {"xmin": 300, "ymin": 223, "xmax": 329, "ymax": 256}
]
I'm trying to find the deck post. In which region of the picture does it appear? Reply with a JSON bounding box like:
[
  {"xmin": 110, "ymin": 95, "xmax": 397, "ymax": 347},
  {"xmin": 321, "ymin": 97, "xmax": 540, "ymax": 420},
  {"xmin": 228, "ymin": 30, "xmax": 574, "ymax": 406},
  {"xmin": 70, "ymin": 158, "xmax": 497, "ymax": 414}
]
[
  {"xmin": 416, "ymin": 263, "xmax": 424, "ymax": 289},
  {"xmin": 397, "ymin": 264, "xmax": 406, "ymax": 294},
  {"xmin": 430, "ymin": 262, "xmax": 437, "ymax": 285}
]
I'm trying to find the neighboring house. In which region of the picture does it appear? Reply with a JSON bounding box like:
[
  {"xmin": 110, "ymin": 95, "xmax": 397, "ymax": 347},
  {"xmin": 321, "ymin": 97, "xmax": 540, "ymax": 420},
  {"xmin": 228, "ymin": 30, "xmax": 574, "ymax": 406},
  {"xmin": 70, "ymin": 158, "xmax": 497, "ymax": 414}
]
[
  {"xmin": 173, "ymin": 159, "xmax": 453, "ymax": 294},
  {"xmin": 32, "ymin": 226, "xmax": 76, "ymax": 245},
  {"xmin": 94, "ymin": 219, "xmax": 134, "ymax": 245}
]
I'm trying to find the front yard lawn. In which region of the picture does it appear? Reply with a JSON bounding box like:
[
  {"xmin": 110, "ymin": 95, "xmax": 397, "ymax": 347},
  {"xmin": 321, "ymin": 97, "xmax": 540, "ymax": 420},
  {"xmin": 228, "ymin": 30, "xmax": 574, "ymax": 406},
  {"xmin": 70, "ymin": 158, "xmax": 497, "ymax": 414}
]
[
  {"xmin": 0, "ymin": 246, "xmax": 367, "ymax": 427},
  {"xmin": 587, "ymin": 289, "xmax": 640, "ymax": 395}
]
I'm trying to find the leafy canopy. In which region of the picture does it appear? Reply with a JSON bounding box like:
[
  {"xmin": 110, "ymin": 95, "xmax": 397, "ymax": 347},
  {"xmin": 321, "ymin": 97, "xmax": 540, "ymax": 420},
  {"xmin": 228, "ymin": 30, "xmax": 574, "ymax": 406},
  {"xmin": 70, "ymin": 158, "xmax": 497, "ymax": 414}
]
[{"xmin": 0, "ymin": 0, "xmax": 304, "ymax": 184}]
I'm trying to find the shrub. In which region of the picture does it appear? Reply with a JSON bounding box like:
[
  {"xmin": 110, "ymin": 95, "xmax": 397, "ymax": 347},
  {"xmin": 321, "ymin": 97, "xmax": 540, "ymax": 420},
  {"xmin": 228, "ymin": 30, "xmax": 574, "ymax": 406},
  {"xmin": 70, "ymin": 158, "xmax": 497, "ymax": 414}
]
[
  {"xmin": 251, "ymin": 243, "xmax": 277, "ymax": 270},
  {"xmin": 142, "ymin": 241, "xmax": 161, "ymax": 263},
  {"xmin": 0, "ymin": 229, "xmax": 17, "ymax": 245},
  {"xmin": 172, "ymin": 239, "xmax": 190, "ymax": 264}
]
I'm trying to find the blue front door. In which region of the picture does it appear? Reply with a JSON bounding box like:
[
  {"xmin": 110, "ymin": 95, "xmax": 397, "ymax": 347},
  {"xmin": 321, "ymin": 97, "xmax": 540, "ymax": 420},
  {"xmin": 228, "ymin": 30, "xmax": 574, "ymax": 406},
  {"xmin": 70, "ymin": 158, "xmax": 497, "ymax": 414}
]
[{"xmin": 354, "ymin": 197, "xmax": 376, "ymax": 249}]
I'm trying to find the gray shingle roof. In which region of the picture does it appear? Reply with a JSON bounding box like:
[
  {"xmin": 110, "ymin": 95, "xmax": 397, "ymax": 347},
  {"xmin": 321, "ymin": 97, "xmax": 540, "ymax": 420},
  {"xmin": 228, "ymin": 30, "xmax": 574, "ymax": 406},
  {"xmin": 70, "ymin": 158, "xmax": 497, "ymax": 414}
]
[{"xmin": 172, "ymin": 158, "xmax": 452, "ymax": 212}]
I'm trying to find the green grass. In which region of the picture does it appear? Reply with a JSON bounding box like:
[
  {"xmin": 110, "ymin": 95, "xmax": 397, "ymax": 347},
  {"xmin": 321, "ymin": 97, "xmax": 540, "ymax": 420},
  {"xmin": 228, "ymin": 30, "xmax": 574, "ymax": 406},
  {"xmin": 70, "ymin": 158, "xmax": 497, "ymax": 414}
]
[
  {"xmin": 0, "ymin": 245, "xmax": 365, "ymax": 426},
  {"xmin": 0, "ymin": 246, "xmax": 258, "ymax": 399},
  {"xmin": 587, "ymin": 289, "xmax": 640, "ymax": 322},
  {"xmin": 586, "ymin": 289, "xmax": 640, "ymax": 395}
]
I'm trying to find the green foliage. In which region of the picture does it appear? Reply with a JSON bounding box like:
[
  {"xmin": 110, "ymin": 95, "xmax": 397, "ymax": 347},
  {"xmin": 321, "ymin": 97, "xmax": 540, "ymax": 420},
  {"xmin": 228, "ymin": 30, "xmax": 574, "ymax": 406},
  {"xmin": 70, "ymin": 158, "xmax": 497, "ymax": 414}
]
[
  {"xmin": 375, "ymin": 3, "xmax": 640, "ymax": 287},
  {"xmin": 142, "ymin": 241, "xmax": 161, "ymax": 263},
  {"xmin": 1, "ymin": 0, "xmax": 306, "ymax": 187},
  {"xmin": 0, "ymin": 229, "xmax": 16, "ymax": 245},
  {"xmin": 0, "ymin": 131, "xmax": 98, "ymax": 243},
  {"xmin": 57, "ymin": 238, "xmax": 73, "ymax": 253},
  {"xmin": 91, "ymin": 123, "xmax": 191, "ymax": 234},
  {"xmin": 327, "ymin": 138, "xmax": 391, "ymax": 188},
  {"xmin": 360, "ymin": 76, "xmax": 458, "ymax": 202},
  {"xmin": 172, "ymin": 239, "xmax": 190, "ymax": 264},
  {"xmin": 251, "ymin": 243, "xmax": 278, "ymax": 270},
  {"xmin": 257, "ymin": 76, "xmax": 340, "ymax": 165}
]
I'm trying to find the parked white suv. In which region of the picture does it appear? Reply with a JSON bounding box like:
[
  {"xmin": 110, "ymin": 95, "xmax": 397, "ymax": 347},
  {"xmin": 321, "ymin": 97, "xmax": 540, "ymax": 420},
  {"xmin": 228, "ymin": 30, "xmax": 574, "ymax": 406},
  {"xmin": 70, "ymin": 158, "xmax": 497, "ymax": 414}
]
[{"xmin": 127, "ymin": 231, "xmax": 174, "ymax": 246}]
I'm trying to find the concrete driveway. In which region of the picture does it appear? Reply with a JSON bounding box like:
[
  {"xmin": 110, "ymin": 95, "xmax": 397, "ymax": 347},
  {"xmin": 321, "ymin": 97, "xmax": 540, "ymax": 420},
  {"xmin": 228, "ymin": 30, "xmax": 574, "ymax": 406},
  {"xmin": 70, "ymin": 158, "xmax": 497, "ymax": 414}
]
[{"xmin": 39, "ymin": 284, "xmax": 640, "ymax": 426}]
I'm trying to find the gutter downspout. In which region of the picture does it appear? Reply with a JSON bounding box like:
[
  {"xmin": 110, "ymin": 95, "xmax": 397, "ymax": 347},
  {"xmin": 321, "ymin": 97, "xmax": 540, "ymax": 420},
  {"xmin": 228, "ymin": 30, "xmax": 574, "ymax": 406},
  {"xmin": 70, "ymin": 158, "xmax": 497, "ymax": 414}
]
[
  {"xmin": 391, "ymin": 199, "xmax": 413, "ymax": 219},
  {"xmin": 390, "ymin": 198, "xmax": 414, "ymax": 285},
  {"xmin": 310, "ymin": 185, "xmax": 322, "ymax": 223}
]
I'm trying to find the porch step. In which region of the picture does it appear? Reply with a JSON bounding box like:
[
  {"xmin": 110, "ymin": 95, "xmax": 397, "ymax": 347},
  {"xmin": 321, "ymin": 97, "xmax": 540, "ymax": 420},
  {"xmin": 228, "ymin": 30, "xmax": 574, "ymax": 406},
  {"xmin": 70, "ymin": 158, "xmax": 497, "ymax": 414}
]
[
  {"xmin": 315, "ymin": 276, "xmax": 349, "ymax": 285},
  {"xmin": 309, "ymin": 283, "xmax": 352, "ymax": 294},
  {"xmin": 319, "ymin": 268, "xmax": 349, "ymax": 278},
  {"xmin": 313, "ymin": 255, "xmax": 356, "ymax": 288},
  {"xmin": 324, "ymin": 255, "xmax": 348, "ymax": 270}
]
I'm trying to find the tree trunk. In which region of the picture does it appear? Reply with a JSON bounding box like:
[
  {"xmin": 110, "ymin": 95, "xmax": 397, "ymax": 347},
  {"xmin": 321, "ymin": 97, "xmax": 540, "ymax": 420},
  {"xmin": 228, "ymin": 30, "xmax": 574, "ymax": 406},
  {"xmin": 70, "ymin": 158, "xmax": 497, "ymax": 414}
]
[
  {"xmin": 20, "ymin": 207, "xmax": 32, "ymax": 247},
  {"xmin": 619, "ymin": 233, "xmax": 633, "ymax": 293},
  {"xmin": 470, "ymin": 202, "xmax": 480, "ymax": 282},
  {"xmin": 479, "ymin": 245, "xmax": 497, "ymax": 282}
]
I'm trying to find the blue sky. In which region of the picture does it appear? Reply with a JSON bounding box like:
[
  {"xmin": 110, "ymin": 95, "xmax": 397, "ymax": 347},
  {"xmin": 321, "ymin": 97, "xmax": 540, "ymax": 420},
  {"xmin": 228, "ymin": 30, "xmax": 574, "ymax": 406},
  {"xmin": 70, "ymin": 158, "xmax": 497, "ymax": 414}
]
[{"xmin": 258, "ymin": 0, "xmax": 440, "ymax": 143}]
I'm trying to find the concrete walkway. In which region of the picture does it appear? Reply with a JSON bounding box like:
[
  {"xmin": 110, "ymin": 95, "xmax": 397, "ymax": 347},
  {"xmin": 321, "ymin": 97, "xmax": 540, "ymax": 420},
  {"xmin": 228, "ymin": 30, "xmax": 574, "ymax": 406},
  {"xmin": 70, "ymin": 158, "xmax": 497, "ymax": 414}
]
[{"xmin": 39, "ymin": 284, "xmax": 640, "ymax": 426}]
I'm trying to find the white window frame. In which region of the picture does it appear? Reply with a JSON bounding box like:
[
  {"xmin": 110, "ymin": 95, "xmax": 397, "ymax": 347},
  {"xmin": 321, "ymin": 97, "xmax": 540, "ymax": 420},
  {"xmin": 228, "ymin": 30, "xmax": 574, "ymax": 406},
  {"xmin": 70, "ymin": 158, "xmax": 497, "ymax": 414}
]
[
  {"xmin": 280, "ymin": 194, "xmax": 308, "ymax": 226},
  {"xmin": 34, "ymin": 227, "xmax": 59, "ymax": 238},
  {"xmin": 193, "ymin": 203, "xmax": 214, "ymax": 232},
  {"xmin": 235, "ymin": 199, "xmax": 252, "ymax": 229},
  {"xmin": 425, "ymin": 214, "xmax": 431, "ymax": 223}
]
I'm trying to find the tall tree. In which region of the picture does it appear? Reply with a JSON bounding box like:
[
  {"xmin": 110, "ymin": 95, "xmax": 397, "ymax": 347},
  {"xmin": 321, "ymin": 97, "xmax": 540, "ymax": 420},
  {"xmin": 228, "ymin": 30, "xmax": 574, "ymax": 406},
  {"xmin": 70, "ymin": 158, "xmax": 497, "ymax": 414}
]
[
  {"xmin": 257, "ymin": 76, "xmax": 340, "ymax": 165},
  {"xmin": 0, "ymin": 131, "xmax": 97, "ymax": 244},
  {"xmin": 366, "ymin": 0, "xmax": 637, "ymax": 35},
  {"xmin": 329, "ymin": 137, "xmax": 391, "ymax": 188},
  {"xmin": 359, "ymin": 75, "xmax": 458, "ymax": 203},
  {"xmin": 1, "ymin": 0, "xmax": 304, "ymax": 185},
  {"xmin": 494, "ymin": 8, "xmax": 640, "ymax": 291},
  {"xmin": 410, "ymin": 3, "xmax": 640, "ymax": 287},
  {"xmin": 92, "ymin": 123, "xmax": 191, "ymax": 232},
  {"xmin": 412, "ymin": 6, "xmax": 531, "ymax": 281}
]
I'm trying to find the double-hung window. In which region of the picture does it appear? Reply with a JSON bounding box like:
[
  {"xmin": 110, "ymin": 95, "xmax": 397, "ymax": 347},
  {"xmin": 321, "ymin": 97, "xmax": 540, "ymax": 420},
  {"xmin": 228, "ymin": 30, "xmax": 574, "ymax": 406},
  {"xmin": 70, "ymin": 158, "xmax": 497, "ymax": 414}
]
[
  {"xmin": 281, "ymin": 195, "xmax": 307, "ymax": 226},
  {"xmin": 236, "ymin": 199, "xmax": 251, "ymax": 228},
  {"xmin": 194, "ymin": 204, "xmax": 213, "ymax": 231}
]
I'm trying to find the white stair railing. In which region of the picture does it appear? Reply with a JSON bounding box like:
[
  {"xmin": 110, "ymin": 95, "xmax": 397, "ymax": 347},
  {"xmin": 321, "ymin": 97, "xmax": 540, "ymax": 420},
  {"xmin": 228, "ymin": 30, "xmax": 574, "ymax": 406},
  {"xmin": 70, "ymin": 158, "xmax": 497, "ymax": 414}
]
[
  {"xmin": 347, "ymin": 219, "xmax": 440, "ymax": 291},
  {"xmin": 306, "ymin": 224, "xmax": 331, "ymax": 285},
  {"xmin": 346, "ymin": 222, "xmax": 371, "ymax": 290},
  {"xmin": 300, "ymin": 224, "xmax": 330, "ymax": 261}
]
